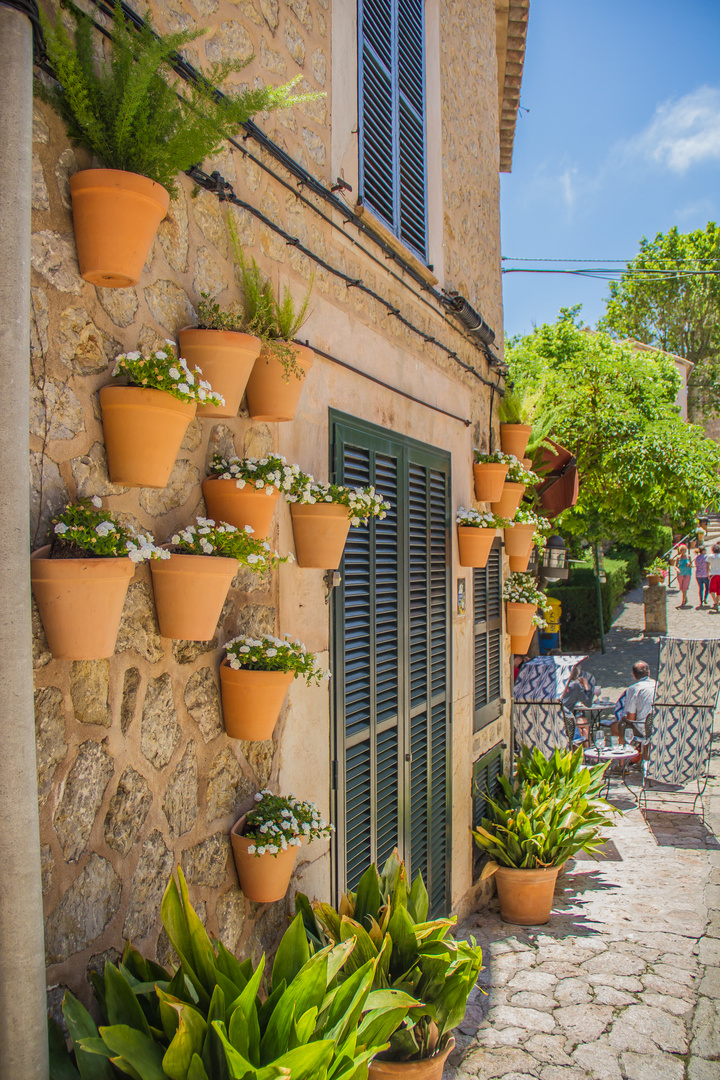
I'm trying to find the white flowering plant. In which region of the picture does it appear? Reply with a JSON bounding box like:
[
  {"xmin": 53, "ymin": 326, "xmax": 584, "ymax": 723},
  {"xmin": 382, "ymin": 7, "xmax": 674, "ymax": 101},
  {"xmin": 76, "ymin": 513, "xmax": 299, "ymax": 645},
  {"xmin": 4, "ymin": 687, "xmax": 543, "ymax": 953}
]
[
  {"xmin": 503, "ymin": 572, "xmax": 551, "ymax": 609},
  {"xmin": 224, "ymin": 633, "xmax": 329, "ymax": 685},
  {"xmin": 456, "ymin": 506, "xmax": 509, "ymax": 529},
  {"xmin": 50, "ymin": 498, "xmax": 168, "ymax": 563},
  {"xmin": 474, "ymin": 449, "xmax": 517, "ymax": 465},
  {"xmin": 532, "ymin": 611, "xmax": 548, "ymax": 629},
  {"xmin": 511, "ymin": 508, "xmax": 551, "ymax": 530},
  {"xmin": 506, "ymin": 459, "xmax": 539, "ymax": 484},
  {"xmin": 112, "ymin": 343, "xmax": 224, "ymax": 408},
  {"xmin": 170, "ymin": 517, "xmax": 291, "ymax": 569},
  {"xmin": 207, "ymin": 454, "xmax": 302, "ymax": 494},
  {"xmin": 242, "ymin": 790, "xmax": 333, "ymax": 857},
  {"xmin": 286, "ymin": 471, "xmax": 391, "ymax": 526}
]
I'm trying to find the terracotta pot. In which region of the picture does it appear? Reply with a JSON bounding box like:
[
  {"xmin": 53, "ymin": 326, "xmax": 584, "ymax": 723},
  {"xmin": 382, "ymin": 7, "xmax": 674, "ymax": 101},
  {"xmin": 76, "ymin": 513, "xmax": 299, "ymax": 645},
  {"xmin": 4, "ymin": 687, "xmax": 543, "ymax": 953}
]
[
  {"xmin": 647, "ymin": 575, "xmax": 664, "ymax": 586},
  {"xmin": 220, "ymin": 661, "xmax": 294, "ymax": 740},
  {"xmin": 290, "ymin": 503, "xmax": 351, "ymax": 569},
  {"xmin": 538, "ymin": 467, "xmax": 579, "ymax": 519},
  {"xmin": 522, "ymin": 457, "xmax": 533, "ymax": 469},
  {"xmin": 490, "ymin": 482, "xmax": 525, "ymax": 519},
  {"xmin": 245, "ymin": 344, "xmax": 315, "ymax": 422},
  {"xmin": 231, "ymin": 815, "xmax": 299, "ymax": 902},
  {"xmin": 30, "ymin": 546, "xmax": 134, "ymax": 660},
  {"xmin": 540, "ymin": 439, "xmax": 575, "ymax": 473},
  {"xmin": 505, "ymin": 523, "xmax": 536, "ymax": 572},
  {"xmin": 69, "ymin": 169, "xmax": 169, "ymax": 288},
  {"xmin": 368, "ymin": 1038, "xmax": 455, "ymax": 1080},
  {"xmin": 511, "ymin": 627, "xmax": 536, "ymax": 655},
  {"xmin": 473, "ymin": 462, "xmax": 508, "ymax": 502},
  {"xmin": 505, "ymin": 602, "xmax": 537, "ymax": 637},
  {"xmin": 100, "ymin": 385, "xmax": 196, "ymax": 489},
  {"xmin": 458, "ymin": 526, "xmax": 496, "ymax": 568},
  {"xmin": 150, "ymin": 553, "xmax": 237, "ymax": 640},
  {"xmin": 178, "ymin": 327, "xmax": 262, "ymax": 418},
  {"xmin": 500, "ymin": 423, "xmax": 532, "ymax": 459},
  {"xmin": 494, "ymin": 865, "xmax": 560, "ymax": 925},
  {"xmin": 202, "ymin": 478, "xmax": 280, "ymax": 536}
]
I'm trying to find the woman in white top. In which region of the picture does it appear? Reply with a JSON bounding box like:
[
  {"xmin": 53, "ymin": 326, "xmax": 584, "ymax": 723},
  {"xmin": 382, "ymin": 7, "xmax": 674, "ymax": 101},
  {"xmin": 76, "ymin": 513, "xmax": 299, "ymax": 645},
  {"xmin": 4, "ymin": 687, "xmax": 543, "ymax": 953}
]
[{"xmin": 707, "ymin": 543, "xmax": 720, "ymax": 611}]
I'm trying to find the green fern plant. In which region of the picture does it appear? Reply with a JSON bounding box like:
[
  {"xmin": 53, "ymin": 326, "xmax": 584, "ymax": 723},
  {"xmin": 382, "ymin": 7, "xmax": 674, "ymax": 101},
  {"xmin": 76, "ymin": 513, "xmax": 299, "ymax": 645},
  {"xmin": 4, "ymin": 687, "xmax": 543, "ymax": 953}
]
[
  {"xmin": 229, "ymin": 211, "xmax": 314, "ymax": 381},
  {"xmin": 37, "ymin": 2, "xmax": 320, "ymax": 198}
]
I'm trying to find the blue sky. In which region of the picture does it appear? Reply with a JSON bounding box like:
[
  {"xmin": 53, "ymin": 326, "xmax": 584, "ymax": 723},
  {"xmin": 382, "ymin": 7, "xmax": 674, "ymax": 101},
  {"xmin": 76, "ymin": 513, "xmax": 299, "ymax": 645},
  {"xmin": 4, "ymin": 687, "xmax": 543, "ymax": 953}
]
[{"xmin": 500, "ymin": 0, "xmax": 720, "ymax": 340}]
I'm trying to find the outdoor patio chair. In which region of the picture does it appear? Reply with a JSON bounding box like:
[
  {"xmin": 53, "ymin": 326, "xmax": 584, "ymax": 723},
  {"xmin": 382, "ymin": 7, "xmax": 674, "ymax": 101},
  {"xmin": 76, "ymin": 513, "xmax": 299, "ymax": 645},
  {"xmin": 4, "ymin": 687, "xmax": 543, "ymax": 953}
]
[
  {"xmin": 640, "ymin": 637, "xmax": 720, "ymax": 822},
  {"xmin": 512, "ymin": 654, "xmax": 588, "ymax": 757}
]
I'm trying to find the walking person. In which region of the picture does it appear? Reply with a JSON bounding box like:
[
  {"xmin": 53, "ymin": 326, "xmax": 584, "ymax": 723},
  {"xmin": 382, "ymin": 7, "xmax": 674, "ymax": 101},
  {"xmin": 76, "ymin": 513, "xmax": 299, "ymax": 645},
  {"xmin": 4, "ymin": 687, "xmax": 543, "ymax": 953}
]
[
  {"xmin": 672, "ymin": 543, "xmax": 693, "ymax": 608},
  {"xmin": 695, "ymin": 545, "xmax": 710, "ymax": 608},
  {"xmin": 708, "ymin": 543, "xmax": 720, "ymax": 612}
]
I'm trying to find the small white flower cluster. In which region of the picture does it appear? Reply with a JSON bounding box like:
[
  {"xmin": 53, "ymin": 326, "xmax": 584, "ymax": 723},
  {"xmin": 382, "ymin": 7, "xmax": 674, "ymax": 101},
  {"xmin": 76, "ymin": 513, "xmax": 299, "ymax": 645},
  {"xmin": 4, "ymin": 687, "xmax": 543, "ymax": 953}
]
[
  {"xmin": 170, "ymin": 517, "xmax": 291, "ymax": 569},
  {"xmin": 51, "ymin": 498, "xmax": 167, "ymax": 563},
  {"xmin": 112, "ymin": 342, "xmax": 225, "ymax": 408},
  {"xmin": 225, "ymin": 633, "xmax": 329, "ymax": 685},
  {"xmin": 474, "ymin": 449, "xmax": 518, "ymax": 466},
  {"xmin": 456, "ymin": 506, "xmax": 508, "ymax": 529},
  {"xmin": 506, "ymin": 458, "xmax": 539, "ymax": 485},
  {"xmin": 243, "ymin": 790, "xmax": 333, "ymax": 857},
  {"xmin": 286, "ymin": 474, "xmax": 391, "ymax": 527},
  {"xmin": 503, "ymin": 572, "xmax": 549, "ymax": 608},
  {"xmin": 208, "ymin": 454, "xmax": 302, "ymax": 495},
  {"xmin": 511, "ymin": 508, "xmax": 551, "ymax": 530}
]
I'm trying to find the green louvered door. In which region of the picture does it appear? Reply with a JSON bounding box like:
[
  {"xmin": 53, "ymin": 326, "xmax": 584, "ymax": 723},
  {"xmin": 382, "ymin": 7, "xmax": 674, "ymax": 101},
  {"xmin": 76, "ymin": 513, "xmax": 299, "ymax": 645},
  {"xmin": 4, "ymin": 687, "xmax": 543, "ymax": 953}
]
[{"xmin": 331, "ymin": 412, "xmax": 451, "ymax": 914}]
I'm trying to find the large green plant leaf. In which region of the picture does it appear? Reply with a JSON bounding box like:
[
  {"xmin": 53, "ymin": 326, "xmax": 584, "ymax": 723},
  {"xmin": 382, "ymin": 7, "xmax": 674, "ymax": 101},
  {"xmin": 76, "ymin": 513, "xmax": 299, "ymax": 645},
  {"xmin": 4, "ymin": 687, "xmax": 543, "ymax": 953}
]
[
  {"xmin": 104, "ymin": 963, "xmax": 152, "ymax": 1036},
  {"xmin": 62, "ymin": 992, "xmax": 115, "ymax": 1080},
  {"xmin": 270, "ymin": 914, "xmax": 310, "ymax": 993},
  {"xmin": 48, "ymin": 1016, "xmax": 81, "ymax": 1080},
  {"xmin": 352, "ymin": 866, "xmax": 384, "ymax": 928},
  {"xmin": 162, "ymin": 1000, "xmax": 207, "ymax": 1080},
  {"xmin": 272, "ymin": 1039, "xmax": 335, "ymax": 1080},
  {"xmin": 97, "ymin": 1025, "xmax": 166, "ymax": 1080}
]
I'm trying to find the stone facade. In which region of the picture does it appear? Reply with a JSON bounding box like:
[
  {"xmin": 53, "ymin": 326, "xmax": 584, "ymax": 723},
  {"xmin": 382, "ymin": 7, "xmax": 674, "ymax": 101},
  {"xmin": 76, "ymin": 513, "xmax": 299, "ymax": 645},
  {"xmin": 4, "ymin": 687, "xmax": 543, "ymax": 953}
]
[{"xmin": 33, "ymin": 0, "xmax": 518, "ymax": 1006}]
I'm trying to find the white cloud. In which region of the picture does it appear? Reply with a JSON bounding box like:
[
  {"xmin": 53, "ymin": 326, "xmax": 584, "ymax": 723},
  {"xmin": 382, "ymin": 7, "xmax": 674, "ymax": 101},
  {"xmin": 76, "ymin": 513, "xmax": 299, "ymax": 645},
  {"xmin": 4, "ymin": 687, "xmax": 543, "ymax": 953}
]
[
  {"xmin": 559, "ymin": 167, "xmax": 577, "ymax": 213},
  {"xmin": 636, "ymin": 86, "xmax": 720, "ymax": 172}
]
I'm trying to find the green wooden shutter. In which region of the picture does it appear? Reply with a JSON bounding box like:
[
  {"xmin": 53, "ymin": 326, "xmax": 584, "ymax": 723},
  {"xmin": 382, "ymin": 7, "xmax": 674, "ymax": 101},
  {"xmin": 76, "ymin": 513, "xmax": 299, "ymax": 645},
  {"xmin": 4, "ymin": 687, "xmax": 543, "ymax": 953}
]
[
  {"xmin": 473, "ymin": 541, "xmax": 503, "ymax": 731},
  {"xmin": 472, "ymin": 743, "xmax": 504, "ymax": 878}
]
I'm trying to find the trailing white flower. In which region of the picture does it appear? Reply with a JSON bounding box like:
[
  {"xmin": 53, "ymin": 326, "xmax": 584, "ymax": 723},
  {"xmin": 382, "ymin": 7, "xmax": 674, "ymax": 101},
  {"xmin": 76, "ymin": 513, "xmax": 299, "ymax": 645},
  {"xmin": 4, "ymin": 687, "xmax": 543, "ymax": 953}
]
[
  {"xmin": 224, "ymin": 633, "xmax": 329, "ymax": 685},
  {"xmin": 505, "ymin": 459, "xmax": 539, "ymax": 484},
  {"xmin": 169, "ymin": 517, "xmax": 292, "ymax": 569},
  {"xmin": 239, "ymin": 790, "xmax": 333, "ymax": 858},
  {"xmin": 503, "ymin": 572, "xmax": 550, "ymax": 608},
  {"xmin": 285, "ymin": 469, "xmax": 391, "ymax": 524},
  {"xmin": 207, "ymin": 453, "xmax": 303, "ymax": 495},
  {"xmin": 510, "ymin": 508, "xmax": 551, "ymax": 530},
  {"xmin": 474, "ymin": 449, "xmax": 518, "ymax": 466},
  {"xmin": 49, "ymin": 499, "xmax": 168, "ymax": 563},
  {"xmin": 112, "ymin": 343, "xmax": 224, "ymax": 408},
  {"xmin": 456, "ymin": 506, "xmax": 509, "ymax": 529}
]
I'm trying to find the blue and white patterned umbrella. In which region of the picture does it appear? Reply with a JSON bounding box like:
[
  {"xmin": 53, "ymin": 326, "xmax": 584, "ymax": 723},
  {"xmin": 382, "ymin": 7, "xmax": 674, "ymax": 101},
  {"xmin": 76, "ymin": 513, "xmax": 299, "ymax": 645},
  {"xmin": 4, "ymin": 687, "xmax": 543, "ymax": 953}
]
[{"xmin": 513, "ymin": 654, "xmax": 588, "ymax": 703}]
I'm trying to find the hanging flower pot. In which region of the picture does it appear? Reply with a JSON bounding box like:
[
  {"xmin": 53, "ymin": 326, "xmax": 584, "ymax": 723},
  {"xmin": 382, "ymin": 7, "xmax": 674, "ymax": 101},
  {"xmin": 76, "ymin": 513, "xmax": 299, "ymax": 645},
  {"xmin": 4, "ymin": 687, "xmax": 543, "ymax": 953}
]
[
  {"xmin": 522, "ymin": 457, "xmax": 533, "ymax": 469},
  {"xmin": 368, "ymin": 1039, "xmax": 456, "ymax": 1080},
  {"xmin": 245, "ymin": 344, "xmax": 315, "ymax": 422},
  {"xmin": 288, "ymin": 473, "xmax": 390, "ymax": 569},
  {"xmin": 505, "ymin": 523, "xmax": 537, "ymax": 572},
  {"xmin": 538, "ymin": 467, "xmax": 579, "ymax": 518},
  {"xmin": 505, "ymin": 602, "xmax": 537, "ymax": 636},
  {"xmin": 220, "ymin": 635, "xmax": 328, "ymax": 740},
  {"xmin": 510, "ymin": 626, "xmax": 536, "ymax": 655},
  {"xmin": 500, "ymin": 423, "xmax": 532, "ymax": 459},
  {"xmin": 456, "ymin": 508, "xmax": 504, "ymax": 569},
  {"xmin": 69, "ymin": 169, "xmax": 169, "ymax": 288},
  {"xmin": 504, "ymin": 572, "xmax": 547, "ymax": 637},
  {"xmin": 493, "ymin": 865, "xmax": 560, "ymax": 925},
  {"xmin": 491, "ymin": 482, "xmax": 525, "ymax": 519},
  {"xmin": 178, "ymin": 325, "xmax": 262, "ymax": 419},
  {"xmin": 231, "ymin": 816, "xmax": 300, "ymax": 902},
  {"xmin": 472, "ymin": 451, "xmax": 510, "ymax": 502},
  {"xmin": 203, "ymin": 454, "xmax": 301, "ymax": 536}
]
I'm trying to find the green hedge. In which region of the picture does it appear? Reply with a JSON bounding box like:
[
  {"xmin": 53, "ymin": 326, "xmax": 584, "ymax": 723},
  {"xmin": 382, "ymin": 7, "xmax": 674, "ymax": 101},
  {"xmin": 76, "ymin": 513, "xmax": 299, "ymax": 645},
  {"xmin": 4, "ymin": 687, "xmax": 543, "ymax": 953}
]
[{"xmin": 547, "ymin": 555, "xmax": 634, "ymax": 646}]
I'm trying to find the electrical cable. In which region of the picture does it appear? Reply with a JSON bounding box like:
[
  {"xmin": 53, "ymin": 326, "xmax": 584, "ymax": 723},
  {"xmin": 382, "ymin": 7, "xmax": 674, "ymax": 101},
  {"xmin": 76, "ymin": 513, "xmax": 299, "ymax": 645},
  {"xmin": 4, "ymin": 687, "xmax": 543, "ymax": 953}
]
[{"xmin": 2, "ymin": 0, "xmax": 45, "ymax": 58}]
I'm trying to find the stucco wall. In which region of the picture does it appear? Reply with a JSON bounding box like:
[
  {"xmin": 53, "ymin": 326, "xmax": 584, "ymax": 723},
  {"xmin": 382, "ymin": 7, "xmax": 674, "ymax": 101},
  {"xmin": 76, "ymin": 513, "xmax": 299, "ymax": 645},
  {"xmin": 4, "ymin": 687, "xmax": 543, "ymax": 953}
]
[{"xmin": 32, "ymin": 0, "xmax": 510, "ymax": 1011}]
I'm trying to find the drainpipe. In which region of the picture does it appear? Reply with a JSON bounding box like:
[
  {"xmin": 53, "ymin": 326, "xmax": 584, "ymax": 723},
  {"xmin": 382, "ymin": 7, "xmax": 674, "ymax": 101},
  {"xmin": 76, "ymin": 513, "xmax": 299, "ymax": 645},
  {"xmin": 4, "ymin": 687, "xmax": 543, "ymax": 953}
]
[{"xmin": 0, "ymin": 4, "xmax": 49, "ymax": 1079}]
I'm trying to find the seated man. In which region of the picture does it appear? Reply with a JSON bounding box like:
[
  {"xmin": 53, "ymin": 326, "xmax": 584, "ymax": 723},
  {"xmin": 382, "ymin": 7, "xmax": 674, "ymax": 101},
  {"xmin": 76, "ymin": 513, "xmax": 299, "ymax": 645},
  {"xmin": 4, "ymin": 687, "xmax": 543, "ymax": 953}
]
[{"xmin": 611, "ymin": 661, "xmax": 656, "ymax": 757}]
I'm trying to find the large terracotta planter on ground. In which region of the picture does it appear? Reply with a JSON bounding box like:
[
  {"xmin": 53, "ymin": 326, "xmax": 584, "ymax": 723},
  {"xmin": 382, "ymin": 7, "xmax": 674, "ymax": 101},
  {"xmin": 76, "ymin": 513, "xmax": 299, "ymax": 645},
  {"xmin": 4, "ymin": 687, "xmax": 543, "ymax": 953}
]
[
  {"xmin": 290, "ymin": 503, "xmax": 351, "ymax": 568},
  {"xmin": 178, "ymin": 327, "xmax": 262, "ymax": 418},
  {"xmin": 504, "ymin": 523, "xmax": 536, "ymax": 572},
  {"xmin": 494, "ymin": 865, "xmax": 560, "ymax": 925},
  {"xmin": 511, "ymin": 627, "xmax": 536, "ymax": 655},
  {"xmin": 100, "ymin": 385, "xmax": 196, "ymax": 488},
  {"xmin": 30, "ymin": 547, "xmax": 134, "ymax": 660},
  {"xmin": 245, "ymin": 344, "xmax": 314, "ymax": 421},
  {"xmin": 231, "ymin": 814, "xmax": 299, "ymax": 902},
  {"xmin": 490, "ymin": 482, "xmax": 525, "ymax": 519},
  {"xmin": 150, "ymin": 553, "xmax": 237, "ymax": 639},
  {"xmin": 368, "ymin": 1039, "xmax": 456, "ymax": 1080},
  {"xmin": 500, "ymin": 423, "xmax": 532, "ymax": 459},
  {"xmin": 473, "ymin": 462, "xmax": 508, "ymax": 502},
  {"xmin": 69, "ymin": 169, "xmax": 169, "ymax": 288},
  {"xmin": 458, "ymin": 526, "xmax": 496, "ymax": 568},
  {"xmin": 202, "ymin": 478, "xmax": 280, "ymax": 536},
  {"xmin": 505, "ymin": 602, "xmax": 537, "ymax": 637},
  {"xmin": 220, "ymin": 662, "xmax": 294, "ymax": 740}
]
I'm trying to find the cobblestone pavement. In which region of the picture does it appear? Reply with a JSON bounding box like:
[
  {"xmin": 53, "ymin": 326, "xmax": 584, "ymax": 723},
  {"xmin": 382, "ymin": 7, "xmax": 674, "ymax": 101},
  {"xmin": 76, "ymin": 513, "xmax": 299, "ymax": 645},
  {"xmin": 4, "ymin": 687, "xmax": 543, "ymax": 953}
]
[{"xmin": 450, "ymin": 588, "xmax": 720, "ymax": 1080}]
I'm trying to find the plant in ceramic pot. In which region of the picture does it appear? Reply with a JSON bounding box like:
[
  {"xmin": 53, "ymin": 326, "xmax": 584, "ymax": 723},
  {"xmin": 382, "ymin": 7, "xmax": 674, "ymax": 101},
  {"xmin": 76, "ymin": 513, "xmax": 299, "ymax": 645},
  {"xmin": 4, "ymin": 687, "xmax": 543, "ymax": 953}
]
[
  {"xmin": 473, "ymin": 746, "xmax": 615, "ymax": 925},
  {"xmin": 472, "ymin": 448, "xmax": 514, "ymax": 502},
  {"xmin": 231, "ymin": 790, "xmax": 333, "ymax": 902},
  {"xmin": 505, "ymin": 507, "xmax": 551, "ymax": 572},
  {"xmin": 456, "ymin": 506, "xmax": 508, "ymax": 568},
  {"xmin": 296, "ymin": 851, "xmax": 483, "ymax": 1079},
  {"xmin": 31, "ymin": 497, "xmax": 166, "ymax": 660},
  {"xmin": 221, "ymin": 633, "xmax": 329, "ymax": 740},
  {"xmin": 179, "ymin": 295, "xmax": 263, "ymax": 419},
  {"xmin": 100, "ymin": 343, "xmax": 223, "ymax": 488},
  {"xmin": 203, "ymin": 453, "xmax": 302, "ymax": 536},
  {"xmin": 490, "ymin": 456, "xmax": 539, "ymax": 519},
  {"xmin": 503, "ymin": 572, "xmax": 550, "ymax": 642},
  {"xmin": 646, "ymin": 557, "xmax": 668, "ymax": 586},
  {"xmin": 498, "ymin": 383, "xmax": 534, "ymax": 458},
  {"xmin": 50, "ymin": 867, "xmax": 412, "ymax": 1080},
  {"xmin": 287, "ymin": 472, "xmax": 391, "ymax": 568},
  {"xmin": 150, "ymin": 518, "xmax": 290, "ymax": 640},
  {"xmin": 38, "ymin": 2, "xmax": 315, "ymax": 287}
]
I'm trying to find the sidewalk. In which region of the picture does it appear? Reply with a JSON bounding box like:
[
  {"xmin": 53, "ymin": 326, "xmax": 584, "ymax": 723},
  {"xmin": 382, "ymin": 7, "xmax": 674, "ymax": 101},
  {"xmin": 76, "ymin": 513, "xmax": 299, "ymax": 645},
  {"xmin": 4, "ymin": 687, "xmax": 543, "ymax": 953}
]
[{"xmin": 450, "ymin": 586, "xmax": 720, "ymax": 1080}]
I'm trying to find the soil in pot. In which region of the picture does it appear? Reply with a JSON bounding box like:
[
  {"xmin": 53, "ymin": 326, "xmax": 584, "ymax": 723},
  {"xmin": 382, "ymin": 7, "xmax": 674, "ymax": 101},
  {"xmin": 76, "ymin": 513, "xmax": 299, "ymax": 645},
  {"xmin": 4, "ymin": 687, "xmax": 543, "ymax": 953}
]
[
  {"xmin": 500, "ymin": 423, "xmax": 532, "ymax": 459},
  {"xmin": 245, "ymin": 344, "xmax": 314, "ymax": 422},
  {"xmin": 473, "ymin": 462, "xmax": 508, "ymax": 502},
  {"xmin": 494, "ymin": 865, "xmax": 560, "ymax": 925},
  {"xmin": 368, "ymin": 1038, "xmax": 455, "ymax": 1080},
  {"xmin": 150, "ymin": 553, "xmax": 238, "ymax": 640},
  {"xmin": 505, "ymin": 602, "xmax": 537, "ymax": 637},
  {"xmin": 457, "ymin": 526, "xmax": 496, "ymax": 568},
  {"xmin": 30, "ymin": 546, "xmax": 135, "ymax": 660},
  {"xmin": 202, "ymin": 478, "xmax": 280, "ymax": 537},
  {"xmin": 178, "ymin": 327, "xmax": 261, "ymax": 418},
  {"xmin": 230, "ymin": 815, "xmax": 299, "ymax": 902},
  {"xmin": 220, "ymin": 662, "xmax": 294, "ymax": 740},
  {"xmin": 290, "ymin": 503, "xmax": 351, "ymax": 569},
  {"xmin": 490, "ymin": 482, "xmax": 526, "ymax": 519},
  {"xmin": 70, "ymin": 169, "xmax": 169, "ymax": 288},
  {"xmin": 100, "ymin": 385, "xmax": 196, "ymax": 488}
]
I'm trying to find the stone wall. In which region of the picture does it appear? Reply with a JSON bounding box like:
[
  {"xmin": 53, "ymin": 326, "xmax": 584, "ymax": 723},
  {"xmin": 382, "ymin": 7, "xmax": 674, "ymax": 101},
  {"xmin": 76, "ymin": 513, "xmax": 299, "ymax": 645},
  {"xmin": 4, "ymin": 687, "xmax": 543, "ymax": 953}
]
[{"xmin": 32, "ymin": 0, "xmax": 509, "ymax": 1011}]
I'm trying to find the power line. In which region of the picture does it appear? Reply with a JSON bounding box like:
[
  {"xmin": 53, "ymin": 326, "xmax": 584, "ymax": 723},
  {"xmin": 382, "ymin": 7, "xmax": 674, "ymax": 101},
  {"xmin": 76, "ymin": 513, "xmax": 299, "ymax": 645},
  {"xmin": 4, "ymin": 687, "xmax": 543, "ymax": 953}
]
[{"xmin": 503, "ymin": 256, "xmax": 720, "ymax": 263}]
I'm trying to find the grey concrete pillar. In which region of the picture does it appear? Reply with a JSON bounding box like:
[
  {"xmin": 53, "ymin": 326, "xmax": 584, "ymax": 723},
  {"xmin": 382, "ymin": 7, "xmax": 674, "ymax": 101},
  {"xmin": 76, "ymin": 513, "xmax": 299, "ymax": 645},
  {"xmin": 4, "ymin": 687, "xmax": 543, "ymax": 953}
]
[
  {"xmin": 643, "ymin": 584, "xmax": 668, "ymax": 635},
  {"xmin": 0, "ymin": 6, "xmax": 49, "ymax": 1079}
]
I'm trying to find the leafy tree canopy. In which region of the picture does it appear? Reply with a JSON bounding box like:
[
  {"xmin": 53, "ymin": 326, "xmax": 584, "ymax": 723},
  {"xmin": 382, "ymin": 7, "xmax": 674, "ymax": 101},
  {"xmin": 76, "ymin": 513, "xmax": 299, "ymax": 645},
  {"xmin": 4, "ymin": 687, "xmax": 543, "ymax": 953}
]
[
  {"xmin": 599, "ymin": 223, "xmax": 720, "ymax": 418},
  {"xmin": 506, "ymin": 307, "xmax": 720, "ymax": 547}
]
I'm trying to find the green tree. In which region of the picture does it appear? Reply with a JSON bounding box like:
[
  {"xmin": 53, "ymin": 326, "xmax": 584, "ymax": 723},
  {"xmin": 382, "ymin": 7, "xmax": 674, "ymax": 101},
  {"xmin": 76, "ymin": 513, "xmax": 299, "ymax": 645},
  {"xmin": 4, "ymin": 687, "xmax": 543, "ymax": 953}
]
[
  {"xmin": 599, "ymin": 223, "xmax": 720, "ymax": 418},
  {"xmin": 507, "ymin": 308, "xmax": 720, "ymax": 547}
]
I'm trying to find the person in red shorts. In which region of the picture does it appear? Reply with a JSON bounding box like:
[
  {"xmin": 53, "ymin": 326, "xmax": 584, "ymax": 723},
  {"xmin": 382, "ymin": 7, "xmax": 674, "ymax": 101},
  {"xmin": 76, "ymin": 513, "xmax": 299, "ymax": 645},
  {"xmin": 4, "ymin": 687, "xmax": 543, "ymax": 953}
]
[{"xmin": 708, "ymin": 543, "xmax": 720, "ymax": 612}]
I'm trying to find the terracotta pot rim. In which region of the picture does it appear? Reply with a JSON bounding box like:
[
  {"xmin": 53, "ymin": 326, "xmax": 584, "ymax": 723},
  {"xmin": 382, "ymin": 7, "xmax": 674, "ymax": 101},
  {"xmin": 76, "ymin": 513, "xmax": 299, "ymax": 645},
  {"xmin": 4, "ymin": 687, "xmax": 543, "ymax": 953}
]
[
  {"xmin": 179, "ymin": 325, "xmax": 262, "ymax": 345},
  {"xmin": 494, "ymin": 864, "xmax": 560, "ymax": 878},
  {"xmin": 290, "ymin": 502, "xmax": 350, "ymax": 518},
  {"xmin": 202, "ymin": 475, "xmax": 278, "ymax": 491},
  {"xmin": 500, "ymin": 422, "xmax": 533, "ymax": 432},
  {"xmin": 231, "ymin": 813, "xmax": 303, "ymax": 847},
  {"xmin": 220, "ymin": 658, "xmax": 294, "ymax": 678},
  {"xmin": 30, "ymin": 544, "xmax": 134, "ymax": 564},
  {"xmin": 99, "ymin": 383, "xmax": 197, "ymax": 415},
  {"xmin": 150, "ymin": 552, "xmax": 238, "ymax": 573},
  {"xmin": 458, "ymin": 525, "xmax": 497, "ymax": 534},
  {"xmin": 371, "ymin": 1036, "xmax": 456, "ymax": 1070},
  {"xmin": 69, "ymin": 167, "xmax": 169, "ymax": 200}
]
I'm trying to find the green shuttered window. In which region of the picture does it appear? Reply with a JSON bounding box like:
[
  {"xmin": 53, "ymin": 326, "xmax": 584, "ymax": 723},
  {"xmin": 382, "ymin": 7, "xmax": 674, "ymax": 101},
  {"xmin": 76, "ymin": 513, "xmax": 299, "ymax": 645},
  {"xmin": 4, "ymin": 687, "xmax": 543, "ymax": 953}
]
[
  {"xmin": 473, "ymin": 542, "xmax": 503, "ymax": 731},
  {"xmin": 472, "ymin": 743, "xmax": 504, "ymax": 878}
]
